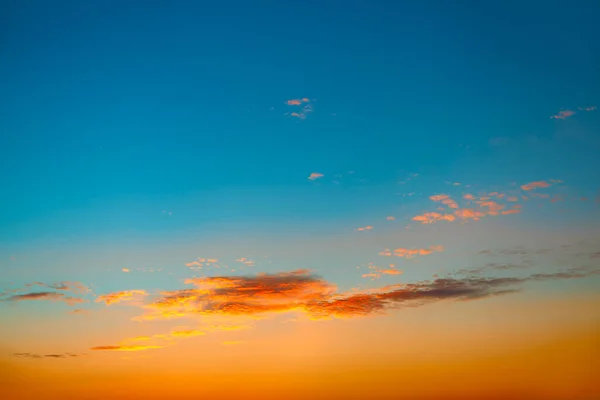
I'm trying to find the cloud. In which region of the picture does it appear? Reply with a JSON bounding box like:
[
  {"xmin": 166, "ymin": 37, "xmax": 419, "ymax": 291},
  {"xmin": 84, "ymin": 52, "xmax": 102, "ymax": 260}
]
[
  {"xmin": 550, "ymin": 110, "xmax": 576, "ymax": 120},
  {"xmin": 379, "ymin": 245, "xmax": 443, "ymax": 258},
  {"xmin": 355, "ymin": 225, "xmax": 374, "ymax": 231},
  {"xmin": 170, "ymin": 329, "xmax": 206, "ymax": 338},
  {"xmin": 24, "ymin": 281, "xmax": 90, "ymax": 295},
  {"xmin": 290, "ymin": 112, "xmax": 306, "ymax": 119},
  {"xmin": 412, "ymin": 212, "xmax": 456, "ymax": 224},
  {"xmin": 132, "ymin": 266, "xmax": 599, "ymax": 322},
  {"xmin": 4, "ymin": 291, "xmax": 84, "ymax": 306},
  {"xmin": 12, "ymin": 352, "xmax": 81, "ymax": 359},
  {"xmin": 285, "ymin": 98, "xmax": 310, "ymax": 106},
  {"xmin": 95, "ymin": 290, "xmax": 148, "ymax": 305},
  {"xmin": 236, "ymin": 257, "xmax": 256, "ymax": 267},
  {"xmin": 306, "ymin": 268, "xmax": 600, "ymax": 319},
  {"xmin": 501, "ymin": 209, "xmax": 521, "ymax": 215},
  {"xmin": 429, "ymin": 194, "xmax": 450, "ymax": 202},
  {"xmin": 521, "ymin": 181, "xmax": 551, "ymax": 191},
  {"xmin": 90, "ymin": 345, "xmax": 162, "ymax": 352},
  {"xmin": 454, "ymin": 209, "xmax": 487, "ymax": 220},
  {"xmin": 386, "ymin": 216, "xmax": 395, "ymax": 221},
  {"xmin": 122, "ymin": 268, "xmax": 130, "ymax": 273},
  {"xmin": 286, "ymin": 99, "xmax": 313, "ymax": 120}
]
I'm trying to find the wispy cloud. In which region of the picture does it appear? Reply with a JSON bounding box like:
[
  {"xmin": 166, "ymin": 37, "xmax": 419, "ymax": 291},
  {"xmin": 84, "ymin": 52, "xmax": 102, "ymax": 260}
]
[
  {"xmin": 308, "ymin": 172, "xmax": 324, "ymax": 180},
  {"xmin": 286, "ymin": 98, "xmax": 313, "ymax": 120},
  {"xmin": 379, "ymin": 245, "xmax": 443, "ymax": 258},
  {"xmin": 550, "ymin": 110, "xmax": 576, "ymax": 120},
  {"xmin": 12, "ymin": 352, "xmax": 82, "ymax": 359},
  {"xmin": 355, "ymin": 225, "xmax": 374, "ymax": 231},
  {"xmin": 95, "ymin": 290, "xmax": 148, "ymax": 305},
  {"xmin": 3, "ymin": 291, "xmax": 84, "ymax": 306},
  {"xmin": 90, "ymin": 345, "xmax": 162, "ymax": 352},
  {"xmin": 24, "ymin": 281, "xmax": 91, "ymax": 294},
  {"xmin": 521, "ymin": 181, "xmax": 551, "ymax": 191},
  {"xmin": 170, "ymin": 329, "xmax": 206, "ymax": 338}
]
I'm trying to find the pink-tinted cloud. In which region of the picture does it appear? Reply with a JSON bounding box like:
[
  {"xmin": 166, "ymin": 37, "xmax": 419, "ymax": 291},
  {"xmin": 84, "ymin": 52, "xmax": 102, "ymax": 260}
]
[
  {"xmin": 355, "ymin": 225, "xmax": 374, "ymax": 231},
  {"xmin": 412, "ymin": 212, "xmax": 456, "ymax": 224},
  {"xmin": 521, "ymin": 181, "xmax": 551, "ymax": 191},
  {"xmin": 429, "ymin": 194, "xmax": 450, "ymax": 202},
  {"xmin": 380, "ymin": 245, "xmax": 444, "ymax": 259},
  {"xmin": 290, "ymin": 112, "xmax": 306, "ymax": 119},
  {"xmin": 501, "ymin": 209, "xmax": 521, "ymax": 215},
  {"xmin": 286, "ymin": 98, "xmax": 310, "ymax": 106},
  {"xmin": 550, "ymin": 110, "xmax": 576, "ymax": 120},
  {"xmin": 308, "ymin": 172, "xmax": 324, "ymax": 180},
  {"xmin": 454, "ymin": 209, "xmax": 486, "ymax": 220}
]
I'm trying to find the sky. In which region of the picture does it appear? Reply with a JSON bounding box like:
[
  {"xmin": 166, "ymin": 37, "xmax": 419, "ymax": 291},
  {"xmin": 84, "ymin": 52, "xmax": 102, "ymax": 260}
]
[{"xmin": 1, "ymin": 1, "xmax": 600, "ymax": 399}]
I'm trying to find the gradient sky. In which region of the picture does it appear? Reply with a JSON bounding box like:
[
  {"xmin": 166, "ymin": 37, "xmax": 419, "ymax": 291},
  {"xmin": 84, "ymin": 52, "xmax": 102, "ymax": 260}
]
[{"xmin": 1, "ymin": 1, "xmax": 600, "ymax": 399}]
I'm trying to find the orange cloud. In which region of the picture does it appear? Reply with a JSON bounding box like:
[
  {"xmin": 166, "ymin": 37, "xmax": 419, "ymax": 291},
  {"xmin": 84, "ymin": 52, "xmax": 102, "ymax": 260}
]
[
  {"xmin": 412, "ymin": 212, "xmax": 456, "ymax": 224},
  {"xmin": 170, "ymin": 329, "xmax": 206, "ymax": 338},
  {"xmin": 454, "ymin": 209, "xmax": 486, "ymax": 220},
  {"xmin": 429, "ymin": 194, "xmax": 450, "ymax": 202},
  {"xmin": 521, "ymin": 181, "xmax": 551, "ymax": 191},
  {"xmin": 507, "ymin": 196, "xmax": 519, "ymax": 202},
  {"xmin": 386, "ymin": 216, "xmax": 395, "ymax": 221},
  {"xmin": 290, "ymin": 112, "xmax": 306, "ymax": 119},
  {"xmin": 356, "ymin": 225, "xmax": 374, "ymax": 231},
  {"xmin": 550, "ymin": 110, "xmax": 576, "ymax": 119},
  {"xmin": 286, "ymin": 98, "xmax": 310, "ymax": 106},
  {"xmin": 381, "ymin": 246, "xmax": 444, "ymax": 259},
  {"xmin": 308, "ymin": 172, "xmax": 324, "ymax": 180},
  {"xmin": 441, "ymin": 198, "xmax": 459, "ymax": 209},
  {"xmin": 121, "ymin": 266, "xmax": 600, "ymax": 324},
  {"xmin": 90, "ymin": 345, "xmax": 162, "ymax": 352},
  {"xmin": 501, "ymin": 209, "xmax": 521, "ymax": 215},
  {"xmin": 463, "ymin": 194, "xmax": 475, "ymax": 200},
  {"xmin": 478, "ymin": 201, "xmax": 505, "ymax": 213},
  {"xmin": 380, "ymin": 269, "xmax": 402, "ymax": 275},
  {"xmin": 122, "ymin": 268, "xmax": 130, "ymax": 273},
  {"xmin": 95, "ymin": 290, "xmax": 148, "ymax": 305}
]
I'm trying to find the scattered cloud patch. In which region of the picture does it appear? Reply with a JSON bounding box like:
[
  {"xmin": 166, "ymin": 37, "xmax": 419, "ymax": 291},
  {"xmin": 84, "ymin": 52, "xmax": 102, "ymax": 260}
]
[
  {"xmin": 550, "ymin": 110, "xmax": 576, "ymax": 120},
  {"xmin": 95, "ymin": 290, "xmax": 148, "ymax": 305},
  {"xmin": 521, "ymin": 181, "xmax": 551, "ymax": 191},
  {"xmin": 379, "ymin": 246, "xmax": 444, "ymax": 259},
  {"xmin": 308, "ymin": 172, "xmax": 324, "ymax": 180}
]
